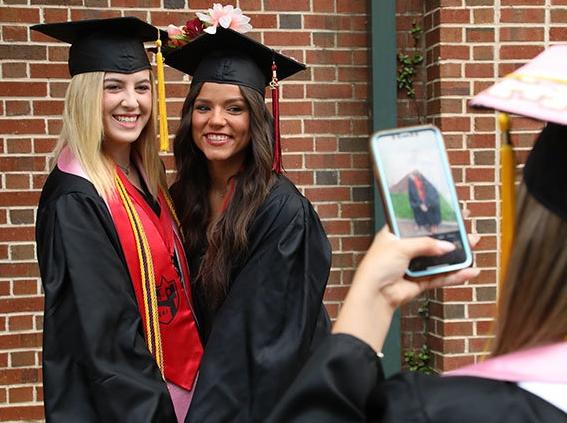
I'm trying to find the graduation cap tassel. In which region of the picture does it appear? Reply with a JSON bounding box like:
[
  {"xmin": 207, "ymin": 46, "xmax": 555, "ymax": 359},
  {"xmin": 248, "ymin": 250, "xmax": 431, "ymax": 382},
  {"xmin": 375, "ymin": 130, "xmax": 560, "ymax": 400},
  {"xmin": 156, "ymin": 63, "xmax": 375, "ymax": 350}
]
[
  {"xmin": 270, "ymin": 61, "xmax": 282, "ymax": 174},
  {"xmin": 155, "ymin": 34, "xmax": 169, "ymax": 152},
  {"xmin": 499, "ymin": 113, "xmax": 516, "ymax": 290}
]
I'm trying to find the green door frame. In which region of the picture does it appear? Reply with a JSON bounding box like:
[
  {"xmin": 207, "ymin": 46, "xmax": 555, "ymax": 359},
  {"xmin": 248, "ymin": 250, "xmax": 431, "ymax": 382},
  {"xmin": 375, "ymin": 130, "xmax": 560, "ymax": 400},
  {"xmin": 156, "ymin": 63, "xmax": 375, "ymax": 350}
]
[{"xmin": 370, "ymin": 0, "xmax": 400, "ymax": 377}]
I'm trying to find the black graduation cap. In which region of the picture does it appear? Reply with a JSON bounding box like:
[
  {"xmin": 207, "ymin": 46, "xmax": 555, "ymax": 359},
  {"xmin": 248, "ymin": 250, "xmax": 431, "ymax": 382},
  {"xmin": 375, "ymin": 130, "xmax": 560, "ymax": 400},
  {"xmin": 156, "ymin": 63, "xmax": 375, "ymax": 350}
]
[
  {"xmin": 164, "ymin": 26, "xmax": 306, "ymax": 95},
  {"xmin": 470, "ymin": 45, "xmax": 567, "ymax": 221},
  {"xmin": 164, "ymin": 27, "xmax": 306, "ymax": 173},
  {"xmin": 31, "ymin": 17, "xmax": 172, "ymax": 151},
  {"xmin": 31, "ymin": 17, "xmax": 167, "ymax": 76}
]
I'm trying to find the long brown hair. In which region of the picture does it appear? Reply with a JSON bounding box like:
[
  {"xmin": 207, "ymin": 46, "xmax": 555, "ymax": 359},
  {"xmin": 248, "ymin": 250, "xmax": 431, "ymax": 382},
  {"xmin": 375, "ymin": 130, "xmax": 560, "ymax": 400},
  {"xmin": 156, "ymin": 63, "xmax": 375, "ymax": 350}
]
[
  {"xmin": 491, "ymin": 183, "xmax": 567, "ymax": 356},
  {"xmin": 171, "ymin": 82, "xmax": 276, "ymax": 314}
]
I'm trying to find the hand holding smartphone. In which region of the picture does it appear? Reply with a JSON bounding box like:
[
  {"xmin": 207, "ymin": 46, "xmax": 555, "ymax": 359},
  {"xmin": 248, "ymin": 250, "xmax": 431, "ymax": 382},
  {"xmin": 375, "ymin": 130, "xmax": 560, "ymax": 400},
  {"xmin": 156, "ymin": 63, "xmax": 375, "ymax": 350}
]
[{"xmin": 370, "ymin": 125, "xmax": 473, "ymax": 278}]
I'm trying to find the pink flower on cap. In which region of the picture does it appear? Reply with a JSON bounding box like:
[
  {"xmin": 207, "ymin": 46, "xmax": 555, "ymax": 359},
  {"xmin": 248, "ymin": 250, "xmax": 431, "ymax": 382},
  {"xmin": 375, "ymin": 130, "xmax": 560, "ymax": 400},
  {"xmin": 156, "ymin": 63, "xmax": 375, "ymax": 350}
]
[{"xmin": 196, "ymin": 3, "xmax": 252, "ymax": 35}]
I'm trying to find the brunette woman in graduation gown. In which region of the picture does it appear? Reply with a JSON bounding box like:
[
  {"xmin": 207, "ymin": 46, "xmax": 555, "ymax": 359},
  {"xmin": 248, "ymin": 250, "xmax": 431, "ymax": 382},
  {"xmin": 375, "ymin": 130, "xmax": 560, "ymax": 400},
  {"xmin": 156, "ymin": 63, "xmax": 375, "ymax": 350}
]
[
  {"xmin": 33, "ymin": 18, "xmax": 202, "ymax": 422},
  {"xmin": 165, "ymin": 19, "xmax": 331, "ymax": 423},
  {"xmin": 269, "ymin": 123, "xmax": 567, "ymax": 423}
]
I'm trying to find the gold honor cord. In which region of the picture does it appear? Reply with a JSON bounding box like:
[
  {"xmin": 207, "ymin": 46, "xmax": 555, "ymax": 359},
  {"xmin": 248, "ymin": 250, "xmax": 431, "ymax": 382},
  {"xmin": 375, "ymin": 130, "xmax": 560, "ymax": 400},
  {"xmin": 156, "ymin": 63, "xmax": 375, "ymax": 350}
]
[
  {"xmin": 163, "ymin": 188, "xmax": 181, "ymax": 228},
  {"xmin": 115, "ymin": 174, "xmax": 164, "ymax": 375}
]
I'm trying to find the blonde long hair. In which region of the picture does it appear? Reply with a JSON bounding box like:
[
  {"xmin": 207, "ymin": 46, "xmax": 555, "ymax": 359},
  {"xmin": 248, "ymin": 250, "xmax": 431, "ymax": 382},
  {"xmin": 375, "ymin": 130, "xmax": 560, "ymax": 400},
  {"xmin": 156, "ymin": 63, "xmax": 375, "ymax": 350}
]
[
  {"xmin": 492, "ymin": 183, "xmax": 567, "ymax": 356},
  {"xmin": 53, "ymin": 71, "xmax": 165, "ymax": 199}
]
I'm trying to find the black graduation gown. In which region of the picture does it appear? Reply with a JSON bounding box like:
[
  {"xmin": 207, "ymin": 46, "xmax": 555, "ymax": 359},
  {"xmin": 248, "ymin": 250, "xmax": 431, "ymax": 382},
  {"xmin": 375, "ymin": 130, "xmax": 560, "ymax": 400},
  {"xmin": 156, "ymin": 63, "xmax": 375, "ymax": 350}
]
[
  {"xmin": 36, "ymin": 167, "xmax": 176, "ymax": 422},
  {"xmin": 268, "ymin": 333, "xmax": 567, "ymax": 422},
  {"xmin": 185, "ymin": 175, "xmax": 332, "ymax": 423}
]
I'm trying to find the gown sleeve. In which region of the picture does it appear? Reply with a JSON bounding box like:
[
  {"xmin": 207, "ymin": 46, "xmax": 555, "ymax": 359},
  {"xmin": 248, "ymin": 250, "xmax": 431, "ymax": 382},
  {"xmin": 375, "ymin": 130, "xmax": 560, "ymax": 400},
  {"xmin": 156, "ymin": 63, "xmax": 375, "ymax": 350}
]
[
  {"xmin": 268, "ymin": 333, "xmax": 567, "ymax": 423},
  {"xmin": 37, "ymin": 190, "xmax": 176, "ymax": 422},
  {"xmin": 186, "ymin": 186, "xmax": 331, "ymax": 423},
  {"xmin": 267, "ymin": 333, "xmax": 380, "ymax": 423}
]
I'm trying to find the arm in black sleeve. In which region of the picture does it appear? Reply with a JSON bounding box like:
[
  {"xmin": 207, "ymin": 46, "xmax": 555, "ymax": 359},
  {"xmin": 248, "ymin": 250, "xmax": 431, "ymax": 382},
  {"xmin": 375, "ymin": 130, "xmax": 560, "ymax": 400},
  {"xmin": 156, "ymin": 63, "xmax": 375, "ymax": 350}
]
[{"xmin": 268, "ymin": 333, "xmax": 381, "ymax": 423}]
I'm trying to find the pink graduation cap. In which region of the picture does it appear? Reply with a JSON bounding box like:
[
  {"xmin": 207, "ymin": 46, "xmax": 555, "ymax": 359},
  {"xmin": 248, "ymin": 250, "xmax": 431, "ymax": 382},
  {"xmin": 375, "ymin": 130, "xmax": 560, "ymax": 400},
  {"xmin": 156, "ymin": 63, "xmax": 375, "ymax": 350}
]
[{"xmin": 470, "ymin": 44, "xmax": 567, "ymax": 124}]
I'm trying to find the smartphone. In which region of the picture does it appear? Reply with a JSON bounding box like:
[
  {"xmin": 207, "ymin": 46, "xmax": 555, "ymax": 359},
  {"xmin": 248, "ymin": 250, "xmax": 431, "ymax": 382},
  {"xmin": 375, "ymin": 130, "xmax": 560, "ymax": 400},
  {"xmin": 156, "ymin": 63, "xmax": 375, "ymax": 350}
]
[{"xmin": 370, "ymin": 124, "xmax": 472, "ymax": 278}]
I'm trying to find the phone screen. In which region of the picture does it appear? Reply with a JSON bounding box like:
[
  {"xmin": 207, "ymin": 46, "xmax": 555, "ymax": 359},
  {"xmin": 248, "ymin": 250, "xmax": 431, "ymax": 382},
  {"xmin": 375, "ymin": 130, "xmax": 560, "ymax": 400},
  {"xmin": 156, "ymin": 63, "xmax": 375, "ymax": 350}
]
[{"xmin": 372, "ymin": 126, "xmax": 470, "ymax": 275}]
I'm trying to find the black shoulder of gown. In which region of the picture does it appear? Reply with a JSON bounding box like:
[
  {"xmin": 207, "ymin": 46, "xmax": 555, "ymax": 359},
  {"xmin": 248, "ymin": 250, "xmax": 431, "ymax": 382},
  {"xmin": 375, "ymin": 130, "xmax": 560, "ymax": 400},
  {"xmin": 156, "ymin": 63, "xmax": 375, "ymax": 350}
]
[
  {"xmin": 36, "ymin": 167, "xmax": 176, "ymax": 422},
  {"xmin": 186, "ymin": 175, "xmax": 332, "ymax": 423},
  {"xmin": 268, "ymin": 333, "xmax": 567, "ymax": 423}
]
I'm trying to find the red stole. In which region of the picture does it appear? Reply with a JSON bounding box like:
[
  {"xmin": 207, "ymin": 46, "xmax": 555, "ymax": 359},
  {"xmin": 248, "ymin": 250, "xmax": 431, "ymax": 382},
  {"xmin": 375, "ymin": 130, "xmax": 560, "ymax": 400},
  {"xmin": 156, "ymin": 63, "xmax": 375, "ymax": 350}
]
[
  {"xmin": 412, "ymin": 175, "xmax": 426, "ymax": 202},
  {"xmin": 108, "ymin": 169, "xmax": 202, "ymax": 390}
]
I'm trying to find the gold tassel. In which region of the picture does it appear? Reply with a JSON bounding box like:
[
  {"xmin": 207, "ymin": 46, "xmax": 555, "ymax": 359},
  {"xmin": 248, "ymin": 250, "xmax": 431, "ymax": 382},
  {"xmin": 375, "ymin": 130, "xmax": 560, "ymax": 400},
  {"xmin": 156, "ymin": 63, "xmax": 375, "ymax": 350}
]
[
  {"xmin": 155, "ymin": 33, "xmax": 169, "ymax": 152},
  {"xmin": 499, "ymin": 113, "xmax": 515, "ymax": 290}
]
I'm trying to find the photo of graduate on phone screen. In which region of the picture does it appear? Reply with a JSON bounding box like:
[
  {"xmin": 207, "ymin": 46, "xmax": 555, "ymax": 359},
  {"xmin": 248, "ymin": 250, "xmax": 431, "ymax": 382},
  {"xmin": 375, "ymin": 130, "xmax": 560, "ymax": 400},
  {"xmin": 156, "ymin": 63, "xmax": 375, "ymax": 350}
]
[
  {"xmin": 407, "ymin": 169, "xmax": 441, "ymax": 234},
  {"xmin": 378, "ymin": 133, "xmax": 459, "ymax": 239}
]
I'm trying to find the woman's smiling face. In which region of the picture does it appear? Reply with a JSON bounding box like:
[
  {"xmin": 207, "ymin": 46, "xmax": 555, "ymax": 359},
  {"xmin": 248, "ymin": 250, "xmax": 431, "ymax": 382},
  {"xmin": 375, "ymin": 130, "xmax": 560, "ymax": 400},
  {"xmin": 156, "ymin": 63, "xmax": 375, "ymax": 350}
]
[
  {"xmin": 191, "ymin": 82, "xmax": 251, "ymax": 169},
  {"xmin": 102, "ymin": 69, "xmax": 152, "ymax": 147}
]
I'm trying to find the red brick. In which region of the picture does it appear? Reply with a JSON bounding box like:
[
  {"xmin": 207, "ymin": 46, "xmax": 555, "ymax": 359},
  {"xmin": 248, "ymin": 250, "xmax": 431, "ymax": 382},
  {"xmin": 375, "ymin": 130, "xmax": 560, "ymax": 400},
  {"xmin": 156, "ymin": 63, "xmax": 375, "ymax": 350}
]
[
  {"xmin": 306, "ymin": 49, "xmax": 352, "ymax": 65},
  {"xmin": 475, "ymin": 320, "xmax": 495, "ymax": 336},
  {"xmin": 468, "ymin": 302, "xmax": 497, "ymax": 318},
  {"xmin": 43, "ymin": 7, "xmax": 69, "ymax": 22},
  {"xmin": 305, "ymin": 153, "xmax": 351, "ymax": 169},
  {"xmin": 5, "ymin": 101, "xmax": 31, "ymax": 117},
  {"xmin": 265, "ymin": 0, "xmax": 309, "ymax": 11},
  {"xmin": 282, "ymin": 137, "xmax": 314, "ymax": 152},
  {"xmin": 110, "ymin": 0, "xmax": 160, "ymax": 6},
  {"xmin": 439, "ymin": 355, "xmax": 475, "ymax": 372},
  {"xmin": 1, "ymin": 8, "xmax": 40, "ymax": 23},
  {"xmin": 69, "ymin": 9, "xmax": 120, "ymax": 21},
  {"xmin": 340, "ymin": 170, "xmax": 371, "ymax": 185},
  {"xmin": 283, "ymin": 171, "xmax": 313, "ymax": 186},
  {"xmin": 465, "ymin": 63, "xmax": 493, "ymax": 78},
  {"xmin": 0, "ymin": 119, "xmax": 46, "ymax": 135},
  {"xmin": 10, "ymin": 351, "xmax": 36, "ymax": 368},
  {"xmin": 322, "ymin": 219, "xmax": 351, "ymax": 235},
  {"xmin": 2, "ymin": 25, "xmax": 28, "ymax": 42},
  {"xmin": 473, "ymin": 45, "xmax": 494, "ymax": 61},
  {"xmin": 246, "ymin": 13, "xmax": 278, "ymax": 29},
  {"xmin": 30, "ymin": 63, "xmax": 69, "ymax": 79},
  {"xmin": 440, "ymin": 287, "xmax": 473, "ymax": 302},
  {"xmin": 473, "ymin": 8, "xmax": 495, "ymax": 24},
  {"xmin": 264, "ymin": 31, "xmax": 310, "ymax": 46},
  {"xmin": 314, "ymin": 137, "xmax": 338, "ymax": 152},
  {"xmin": 499, "ymin": 44, "xmax": 544, "ymax": 60},
  {"xmin": 466, "ymin": 27, "xmax": 494, "ymax": 42},
  {"xmin": 8, "ymin": 387, "xmax": 34, "ymax": 404},
  {"xmin": 439, "ymin": 8, "xmax": 470, "ymax": 24},
  {"xmin": 0, "ymin": 296, "xmax": 43, "ymax": 314},
  {"xmin": 341, "ymin": 235, "xmax": 372, "ymax": 251},
  {"xmin": 8, "ymin": 315, "xmax": 34, "ymax": 331},
  {"xmin": 304, "ymin": 119, "xmax": 351, "ymax": 135},
  {"xmin": 0, "ymin": 405, "xmax": 44, "ymax": 421},
  {"xmin": 5, "ymin": 174, "xmax": 30, "ymax": 190},
  {"xmin": 304, "ymin": 187, "xmax": 350, "ymax": 202},
  {"xmin": 439, "ymin": 321, "xmax": 474, "ymax": 337},
  {"xmin": 0, "ymin": 82, "xmax": 47, "ymax": 97},
  {"xmin": 500, "ymin": 8, "xmax": 545, "ymax": 23},
  {"xmin": 500, "ymin": 27, "xmax": 544, "ymax": 42},
  {"xmin": 314, "ymin": 203, "xmax": 339, "ymax": 218}
]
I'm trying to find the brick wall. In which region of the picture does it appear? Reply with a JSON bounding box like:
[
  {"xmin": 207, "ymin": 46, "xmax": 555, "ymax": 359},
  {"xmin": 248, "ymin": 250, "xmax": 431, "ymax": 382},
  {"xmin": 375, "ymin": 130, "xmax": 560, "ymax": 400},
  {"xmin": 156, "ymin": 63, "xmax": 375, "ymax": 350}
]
[
  {"xmin": 397, "ymin": 0, "xmax": 557, "ymax": 372},
  {"xmin": 0, "ymin": 0, "xmax": 371, "ymax": 420}
]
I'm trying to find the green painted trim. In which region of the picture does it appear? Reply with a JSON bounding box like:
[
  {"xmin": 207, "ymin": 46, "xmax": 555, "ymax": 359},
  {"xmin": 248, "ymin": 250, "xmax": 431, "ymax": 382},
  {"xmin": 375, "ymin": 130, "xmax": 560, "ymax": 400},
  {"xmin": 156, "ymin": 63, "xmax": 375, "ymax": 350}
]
[{"xmin": 370, "ymin": 0, "xmax": 400, "ymax": 377}]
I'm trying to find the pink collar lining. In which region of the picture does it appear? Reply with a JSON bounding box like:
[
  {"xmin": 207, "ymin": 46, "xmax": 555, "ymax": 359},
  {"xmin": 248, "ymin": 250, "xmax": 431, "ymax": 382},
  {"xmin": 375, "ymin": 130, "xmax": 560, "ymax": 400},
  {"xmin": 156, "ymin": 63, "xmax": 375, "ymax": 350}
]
[
  {"xmin": 445, "ymin": 342, "xmax": 567, "ymax": 384},
  {"xmin": 57, "ymin": 146, "xmax": 89, "ymax": 181}
]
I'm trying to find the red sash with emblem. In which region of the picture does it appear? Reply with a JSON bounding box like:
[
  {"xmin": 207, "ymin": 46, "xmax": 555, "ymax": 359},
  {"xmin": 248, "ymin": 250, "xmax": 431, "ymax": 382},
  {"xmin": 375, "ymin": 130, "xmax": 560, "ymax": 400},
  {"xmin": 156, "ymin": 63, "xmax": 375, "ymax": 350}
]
[{"xmin": 108, "ymin": 168, "xmax": 202, "ymax": 390}]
